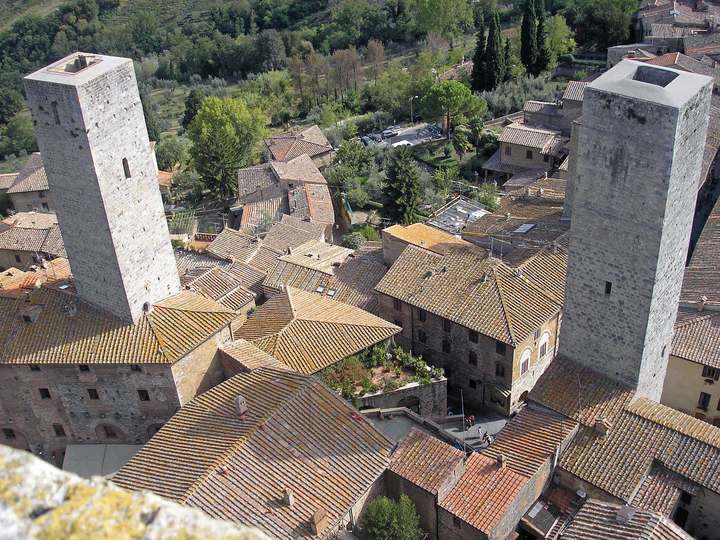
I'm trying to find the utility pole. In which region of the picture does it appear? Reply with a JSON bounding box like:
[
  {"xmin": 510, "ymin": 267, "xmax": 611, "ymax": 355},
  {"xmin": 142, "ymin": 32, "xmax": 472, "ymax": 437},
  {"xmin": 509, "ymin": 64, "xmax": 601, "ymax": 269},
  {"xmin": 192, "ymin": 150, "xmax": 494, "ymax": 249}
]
[{"xmin": 409, "ymin": 95, "xmax": 419, "ymax": 124}]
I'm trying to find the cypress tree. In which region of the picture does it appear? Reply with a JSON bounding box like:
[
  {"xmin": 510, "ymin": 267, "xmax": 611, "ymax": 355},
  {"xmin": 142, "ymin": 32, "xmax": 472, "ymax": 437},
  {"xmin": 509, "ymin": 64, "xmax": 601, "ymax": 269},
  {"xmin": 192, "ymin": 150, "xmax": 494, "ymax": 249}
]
[
  {"xmin": 484, "ymin": 11, "xmax": 504, "ymax": 91},
  {"xmin": 520, "ymin": 0, "xmax": 537, "ymax": 72},
  {"xmin": 471, "ymin": 15, "xmax": 486, "ymax": 93},
  {"xmin": 534, "ymin": 7, "xmax": 551, "ymax": 75},
  {"xmin": 503, "ymin": 38, "xmax": 513, "ymax": 82},
  {"xmin": 383, "ymin": 147, "xmax": 421, "ymax": 225}
]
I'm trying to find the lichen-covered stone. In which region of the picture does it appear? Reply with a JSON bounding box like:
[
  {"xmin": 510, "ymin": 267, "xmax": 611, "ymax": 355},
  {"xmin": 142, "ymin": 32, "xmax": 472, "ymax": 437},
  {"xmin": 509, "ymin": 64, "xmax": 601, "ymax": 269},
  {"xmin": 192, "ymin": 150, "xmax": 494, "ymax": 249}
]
[{"xmin": 0, "ymin": 445, "xmax": 271, "ymax": 540}]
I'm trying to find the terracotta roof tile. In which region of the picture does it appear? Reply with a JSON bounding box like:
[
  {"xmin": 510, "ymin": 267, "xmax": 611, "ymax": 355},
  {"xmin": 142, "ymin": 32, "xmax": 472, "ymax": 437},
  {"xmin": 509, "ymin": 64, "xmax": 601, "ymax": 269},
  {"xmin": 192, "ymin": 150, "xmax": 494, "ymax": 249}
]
[
  {"xmin": 671, "ymin": 309, "xmax": 720, "ymax": 368},
  {"xmin": 440, "ymin": 453, "xmax": 526, "ymax": 534},
  {"xmin": 383, "ymin": 223, "xmax": 471, "ymax": 255},
  {"xmin": 113, "ymin": 367, "xmax": 392, "ymax": 539},
  {"xmin": 6, "ymin": 153, "xmax": 48, "ymax": 194},
  {"xmin": 265, "ymin": 126, "xmax": 333, "ymax": 162},
  {"xmin": 0, "ymin": 173, "xmax": 18, "ymax": 191},
  {"xmin": 239, "ymin": 195, "xmax": 288, "ymax": 230},
  {"xmin": 237, "ymin": 163, "xmax": 276, "ymax": 201},
  {"xmin": 563, "ymin": 500, "xmax": 692, "ymax": 540},
  {"xmin": 219, "ymin": 339, "xmax": 288, "ymax": 371},
  {"xmin": 0, "ymin": 287, "xmax": 235, "ymax": 365},
  {"xmin": 184, "ymin": 266, "xmax": 256, "ymax": 312},
  {"xmin": 389, "ymin": 428, "xmax": 464, "ymax": 495},
  {"xmin": 271, "ymin": 154, "xmax": 327, "ymax": 185},
  {"xmin": 562, "ymin": 81, "xmax": 588, "ymax": 103},
  {"xmin": 498, "ymin": 123, "xmax": 564, "ymax": 152},
  {"xmin": 631, "ymin": 464, "xmax": 698, "ymax": 515},
  {"xmin": 261, "ymin": 219, "xmax": 325, "ymax": 252},
  {"xmin": 206, "ymin": 228, "xmax": 283, "ymax": 274},
  {"xmin": 236, "ymin": 287, "xmax": 400, "ymax": 374},
  {"xmin": 375, "ymin": 245, "xmax": 561, "ymax": 345}
]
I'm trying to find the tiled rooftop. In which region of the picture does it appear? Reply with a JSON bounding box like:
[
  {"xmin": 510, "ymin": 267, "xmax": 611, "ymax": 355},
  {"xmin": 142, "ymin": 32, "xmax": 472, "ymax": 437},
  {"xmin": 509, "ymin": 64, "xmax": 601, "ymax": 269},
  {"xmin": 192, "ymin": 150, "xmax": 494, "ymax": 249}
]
[
  {"xmin": 439, "ymin": 453, "xmax": 526, "ymax": 534},
  {"xmin": 236, "ymin": 286, "xmax": 400, "ymax": 374},
  {"xmin": 630, "ymin": 464, "xmax": 698, "ymax": 516},
  {"xmin": 205, "ymin": 227, "xmax": 283, "ymax": 274},
  {"xmin": 681, "ymin": 195, "xmax": 720, "ymax": 306},
  {"xmin": 264, "ymin": 125, "xmax": 333, "ymax": 162},
  {"xmin": 375, "ymin": 245, "xmax": 562, "ymax": 346},
  {"xmin": 498, "ymin": 123, "xmax": 564, "ymax": 153},
  {"xmin": 113, "ymin": 367, "xmax": 392, "ymax": 539},
  {"xmin": 6, "ymin": 153, "xmax": 48, "ymax": 194},
  {"xmin": 383, "ymin": 223, "xmax": 471, "ymax": 255},
  {"xmin": 0, "ymin": 287, "xmax": 236, "ymax": 364},
  {"xmin": 0, "ymin": 257, "xmax": 71, "ymax": 299},
  {"xmin": 388, "ymin": 428, "xmax": 464, "ymax": 495},
  {"xmin": 219, "ymin": 338, "xmax": 288, "ymax": 371},
  {"xmin": 0, "ymin": 212, "xmax": 65, "ymax": 257},
  {"xmin": 271, "ymin": 154, "xmax": 327, "ymax": 186},
  {"xmin": 183, "ymin": 266, "xmax": 256, "ymax": 311},
  {"xmin": 671, "ymin": 308, "xmax": 720, "ymax": 368},
  {"xmin": 561, "ymin": 81, "xmax": 588, "ymax": 103}
]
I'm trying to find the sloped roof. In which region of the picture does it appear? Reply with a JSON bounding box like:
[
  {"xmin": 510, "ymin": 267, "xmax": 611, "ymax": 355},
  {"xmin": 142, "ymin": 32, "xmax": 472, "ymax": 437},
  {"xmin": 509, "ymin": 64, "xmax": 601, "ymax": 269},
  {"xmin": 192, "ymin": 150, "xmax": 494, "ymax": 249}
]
[
  {"xmin": 0, "ymin": 212, "xmax": 65, "ymax": 257},
  {"xmin": 388, "ymin": 428, "xmax": 464, "ymax": 495},
  {"xmin": 288, "ymin": 183, "xmax": 335, "ymax": 225},
  {"xmin": 517, "ymin": 240, "xmax": 569, "ymax": 304},
  {"xmin": 383, "ymin": 223, "xmax": 471, "ymax": 255},
  {"xmin": 261, "ymin": 218, "xmax": 325, "ymax": 252},
  {"xmin": 275, "ymin": 240, "xmax": 352, "ymax": 274},
  {"xmin": 236, "ymin": 286, "xmax": 400, "ymax": 374},
  {"xmin": 681, "ymin": 195, "xmax": 720, "ymax": 306},
  {"xmin": 563, "ymin": 500, "xmax": 692, "ymax": 540},
  {"xmin": 498, "ymin": 123, "xmax": 564, "ymax": 152},
  {"xmin": 0, "ymin": 173, "xmax": 18, "ymax": 191},
  {"xmin": 219, "ymin": 339, "xmax": 288, "ymax": 371},
  {"xmin": 6, "ymin": 153, "xmax": 48, "ymax": 194},
  {"xmin": 375, "ymin": 245, "xmax": 562, "ymax": 345},
  {"xmin": 113, "ymin": 367, "xmax": 392, "ymax": 540},
  {"xmin": 184, "ymin": 266, "xmax": 256, "ymax": 312},
  {"xmin": 264, "ymin": 125, "xmax": 333, "ymax": 162},
  {"xmin": 271, "ymin": 154, "xmax": 327, "ymax": 185},
  {"xmin": 205, "ymin": 227, "xmax": 283, "ymax": 274},
  {"xmin": 439, "ymin": 453, "xmax": 526, "ymax": 534},
  {"xmin": 239, "ymin": 194, "xmax": 288, "ymax": 230},
  {"xmin": 237, "ymin": 163, "xmax": 276, "ymax": 202},
  {"xmin": 630, "ymin": 464, "xmax": 699, "ymax": 516},
  {"xmin": 264, "ymin": 242, "xmax": 387, "ymax": 312},
  {"xmin": 562, "ymin": 81, "xmax": 589, "ymax": 103},
  {"xmin": 481, "ymin": 406, "xmax": 578, "ymax": 478},
  {"xmin": 672, "ymin": 309, "xmax": 720, "ymax": 368},
  {"xmin": 0, "ymin": 258, "xmax": 72, "ymax": 299},
  {"xmin": 0, "ymin": 288, "xmax": 236, "ymax": 364}
]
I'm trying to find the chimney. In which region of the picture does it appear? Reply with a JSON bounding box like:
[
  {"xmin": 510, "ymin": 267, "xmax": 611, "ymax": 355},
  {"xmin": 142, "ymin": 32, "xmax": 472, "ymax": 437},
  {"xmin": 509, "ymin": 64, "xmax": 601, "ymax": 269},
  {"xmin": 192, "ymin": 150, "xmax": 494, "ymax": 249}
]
[
  {"xmin": 235, "ymin": 395, "xmax": 248, "ymax": 418},
  {"xmin": 699, "ymin": 295, "xmax": 708, "ymax": 311},
  {"xmin": 496, "ymin": 454, "xmax": 506, "ymax": 468},
  {"xmin": 593, "ymin": 418, "xmax": 611, "ymax": 437},
  {"xmin": 311, "ymin": 508, "xmax": 329, "ymax": 535},
  {"xmin": 283, "ymin": 488, "xmax": 295, "ymax": 508}
]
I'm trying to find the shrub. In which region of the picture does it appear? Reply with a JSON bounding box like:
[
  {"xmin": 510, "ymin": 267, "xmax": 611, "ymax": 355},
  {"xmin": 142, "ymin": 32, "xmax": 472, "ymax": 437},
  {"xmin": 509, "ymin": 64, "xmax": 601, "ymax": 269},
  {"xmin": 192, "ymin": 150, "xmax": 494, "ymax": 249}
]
[
  {"xmin": 342, "ymin": 232, "xmax": 367, "ymax": 249},
  {"xmin": 359, "ymin": 495, "xmax": 423, "ymax": 540}
]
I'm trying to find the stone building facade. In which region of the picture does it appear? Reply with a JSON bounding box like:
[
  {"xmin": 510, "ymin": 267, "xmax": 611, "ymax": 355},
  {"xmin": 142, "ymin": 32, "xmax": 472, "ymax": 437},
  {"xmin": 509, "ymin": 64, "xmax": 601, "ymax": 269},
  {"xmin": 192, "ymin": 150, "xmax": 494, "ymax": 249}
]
[
  {"xmin": 24, "ymin": 53, "xmax": 180, "ymax": 323},
  {"xmin": 560, "ymin": 60, "xmax": 713, "ymax": 400}
]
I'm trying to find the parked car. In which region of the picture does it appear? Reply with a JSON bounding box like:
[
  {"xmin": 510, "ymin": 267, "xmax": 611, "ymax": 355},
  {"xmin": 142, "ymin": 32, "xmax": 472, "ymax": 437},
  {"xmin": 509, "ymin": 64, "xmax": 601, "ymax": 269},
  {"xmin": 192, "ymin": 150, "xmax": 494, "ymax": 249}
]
[{"xmin": 382, "ymin": 128, "xmax": 400, "ymax": 139}]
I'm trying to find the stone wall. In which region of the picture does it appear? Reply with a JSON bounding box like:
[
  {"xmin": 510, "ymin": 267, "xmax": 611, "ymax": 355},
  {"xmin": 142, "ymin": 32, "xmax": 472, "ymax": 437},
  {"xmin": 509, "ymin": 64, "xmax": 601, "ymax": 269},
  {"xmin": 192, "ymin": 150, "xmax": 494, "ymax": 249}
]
[
  {"xmin": 0, "ymin": 444, "xmax": 270, "ymax": 540},
  {"xmin": 24, "ymin": 54, "xmax": 180, "ymax": 323},
  {"xmin": 500, "ymin": 143, "xmax": 553, "ymax": 171},
  {"xmin": 378, "ymin": 293, "xmax": 560, "ymax": 415},
  {"xmin": 0, "ymin": 363, "xmax": 181, "ymax": 465},
  {"xmin": 661, "ymin": 356, "xmax": 720, "ymax": 425},
  {"xmin": 9, "ymin": 190, "xmax": 52, "ymax": 213},
  {"xmin": 359, "ymin": 378, "xmax": 447, "ymax": 417},
  {"xmin": 0, "ymin": 249, "xmax": 38, "ymax": 271},
  {"xmin": 560, "ymin": 63, "xmax": 713, "ymax": 400}
]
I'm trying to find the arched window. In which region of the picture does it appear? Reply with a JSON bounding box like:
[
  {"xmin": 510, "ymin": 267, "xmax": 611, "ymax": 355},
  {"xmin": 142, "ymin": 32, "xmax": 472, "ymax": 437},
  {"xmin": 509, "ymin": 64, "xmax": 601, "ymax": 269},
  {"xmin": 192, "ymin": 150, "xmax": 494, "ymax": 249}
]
[
  {"xmin": 122, "ymin": 158, "xmax": 131, "ymax": 179},
  {"xmin": 539, "ymin": 332, "xmax": 550, "ymax": 359}
]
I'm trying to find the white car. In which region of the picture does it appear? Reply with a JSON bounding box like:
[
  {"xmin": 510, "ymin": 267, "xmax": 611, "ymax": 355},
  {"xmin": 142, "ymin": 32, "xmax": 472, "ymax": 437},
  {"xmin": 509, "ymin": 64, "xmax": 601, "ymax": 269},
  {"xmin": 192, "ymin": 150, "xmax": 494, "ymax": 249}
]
[{"xmin": 391, "ymin": 140, "xmax": 412, "ymax": 148}]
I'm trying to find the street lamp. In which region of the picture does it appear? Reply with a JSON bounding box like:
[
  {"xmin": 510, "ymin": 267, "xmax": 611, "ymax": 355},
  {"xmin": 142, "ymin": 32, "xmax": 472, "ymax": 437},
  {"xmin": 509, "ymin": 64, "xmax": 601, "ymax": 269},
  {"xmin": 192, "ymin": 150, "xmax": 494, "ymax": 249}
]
[{"xmin": 409, "ymin": 95, "xmax": 419, "ymax": 124}]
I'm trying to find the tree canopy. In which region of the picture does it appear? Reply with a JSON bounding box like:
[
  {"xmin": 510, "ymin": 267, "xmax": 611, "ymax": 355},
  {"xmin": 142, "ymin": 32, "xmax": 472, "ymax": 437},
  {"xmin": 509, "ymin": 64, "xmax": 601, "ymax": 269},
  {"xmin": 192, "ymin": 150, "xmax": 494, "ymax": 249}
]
[
  {"xmin": 187, "ymin": 97, "xmax": 267, "ymax": 199},
  {"xmin": 422, "ymin": 80, "xmax": 486, "ymax": 135},
  {"xmin": 359, "ymin": 495, "xmax": 423, "ymax": 540},
  {"xmin": 383, "ymin": 146, "xmax": 422, "ymax": 225}
]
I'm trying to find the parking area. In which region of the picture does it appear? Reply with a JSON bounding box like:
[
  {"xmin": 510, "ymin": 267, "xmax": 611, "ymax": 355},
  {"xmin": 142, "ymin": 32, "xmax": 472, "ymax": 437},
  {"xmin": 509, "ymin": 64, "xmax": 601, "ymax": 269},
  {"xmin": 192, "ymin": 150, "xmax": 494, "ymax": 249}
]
[{"xmin": 361, "ymin": 122, "xmax": 445, "ymax": 148}]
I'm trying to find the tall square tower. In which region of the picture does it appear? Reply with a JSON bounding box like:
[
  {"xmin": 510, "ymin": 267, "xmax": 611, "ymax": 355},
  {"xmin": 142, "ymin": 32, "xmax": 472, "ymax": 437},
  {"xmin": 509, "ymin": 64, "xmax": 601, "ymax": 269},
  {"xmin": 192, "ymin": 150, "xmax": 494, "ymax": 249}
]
[
  {"xmin": 24, "ymin": 53, "xmax": 180, "ymax": 322},
  {"xmin": 560, "ymin": 61, "xmax": 713, "ymax": 400}
]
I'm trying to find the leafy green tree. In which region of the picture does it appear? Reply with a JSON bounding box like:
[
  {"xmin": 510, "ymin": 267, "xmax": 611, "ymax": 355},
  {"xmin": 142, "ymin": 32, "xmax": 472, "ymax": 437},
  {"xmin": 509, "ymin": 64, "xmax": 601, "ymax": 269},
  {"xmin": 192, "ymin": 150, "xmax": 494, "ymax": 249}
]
[
  {"xmin": 0, "ymin": 114, "xmax": 37, "ymax": 157},
  {"xmin": 451, "ymin": 125, "xmax": 471, "ymax": 160},
  {"xmin": 573, "ymin": 0, "xmax": 638, "ymax": 51},
  {"xmin": 0, "ymin": 88, "xmax": 23, "ymax": 125},
  {"xmin": 336, "ymin": 138, "xmax": 373, "ymax": 174},
  {"xmin": 473, "ymin": 182, "xmax": 499, "ymax": 211},
  {"xmin": 341, "ymin": 231, "xmax": 366, "ymax": 249},
  {"xmin": 139, "ymin": 86, "xmax": 163, "ymax": 141},
  {"xmin": 520, "ymin": 0, "xmax": 537, "ymax": 72},
  {"xmin": 155, "ymin": 136, "xmax": 190, "ymax": 171},
  {"xmin": 483, "ymin": 11, "xmax": 505, "ymax": 91},
  {"xmin": 188, "ymin": 97, "xmax": 267, "ymax": 199},
  {"xmin": 433, "ymin": 166, "xmax": 457, "ymax": 195},
  {"xmin": 534, "ymin": 6, "xmax": 551, "ymax": 74},
  {"xmin": 359, "ymin": 495, "xmax": 422, "ymax": 540},
  {"xmin": 394, "ymin": 495, "xmax": 422, "ymax": 540},
  {"xmin": 503, "ymin": 39, "xmax": 513, "ymax": 82},
  {"xmin": 470, "ymin": 17, "xmax": 486, "ymax": 93},
  {"xmin": 546, "ymin": 14, "xmax": 576, "ymax": 67},
  {"xmin": 182, "ymin": 89, "xmax": 207, "ymax": 129},
  {"xmin": 383, "ymin": 146, "xmax": 421, "ymax": 225},
  {"xmin": 468, "ymin": 116, "xmax": 485, "ymax": 156},
  {"xmin": 411, "ymin": 0, "xmax": 474, "ymax": 42},
  {"xmin": 422, "ymin": 80, "xmax": 486, "ymax": 136}
]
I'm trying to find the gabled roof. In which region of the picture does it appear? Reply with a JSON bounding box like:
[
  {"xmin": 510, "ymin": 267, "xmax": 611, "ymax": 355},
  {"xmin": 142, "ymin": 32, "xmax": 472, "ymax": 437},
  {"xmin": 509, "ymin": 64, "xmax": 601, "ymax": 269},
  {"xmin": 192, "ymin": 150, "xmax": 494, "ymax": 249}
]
[
  {"xmin": 383, "ymin": 223, "xmax": 471, "ymax": 255},
  {"xmin": 498, "ymin": 123, "xmax": 564, "ymax": 152},
  {"xmin": 261, "ymin": 217, "xmax": 325, "ymax": 252},
  {"xmin": 184, "ymin": 266, "xmax": 256, "ymax": 311},
  {"xmin": 672, "ymin": 308, "xmax": 720, "ymax": 368},
  {"xmin": 236, "ymin": 286, "xmax": 400, "ymax": 374},
  {"xmin": 237, "ymin": 163, "xmax": 276, "ymax": 201},
  {"xmin": 439, "ymin": 453, "xmax": 526, "ymax": 534},
  {"xmin": 113, "ymin": 367, "xmax": 392, "ymax": 539},
  {"xmin": 264, "ymin": 126, "xmax": 333, "ymax": 162},
  {"xmin": 0, "ymin": 173, "xmax": 18, "ymax": 191},
  {"xmin": 562, "ymin": 81, "xmax": 589, "ymax": 103},
  {"xmin": 271, "ymin": 154, "xmax": 327, "ymax": 186},
  {"xmin": 219, "ymin": 339, "xmax": 288, "ymax": 371},
  {"xmin": 239, "ymin": 193, "xmax": 288, "ymax": 230},
  {"xmin": 681, "ymin": 195, "xmax": 720, "ymax": 306},
  {"xmin": 375, "ymin": 245, "xmax": 561, "ymax": 345},
  {"xmin": 206, "ymin": 227, "xmax": 283, "ymax": 274},
  {"xmin": 563, "ymin": 500, "xmax": 692, "ymax": 540},
  {"xmin": 288, "ymin": 183, "xmax": 335, "ymax": 224},
  {"xmin": 6, "ymin": 153, "xmax": 48, "ymax": 194},
  {"xmin": 0, "ymin": 288, "xmax": 236, "ymax": 364},
  {"xmin": 0, "ymin": 212, "xmax": 65, "ymax": 257}
]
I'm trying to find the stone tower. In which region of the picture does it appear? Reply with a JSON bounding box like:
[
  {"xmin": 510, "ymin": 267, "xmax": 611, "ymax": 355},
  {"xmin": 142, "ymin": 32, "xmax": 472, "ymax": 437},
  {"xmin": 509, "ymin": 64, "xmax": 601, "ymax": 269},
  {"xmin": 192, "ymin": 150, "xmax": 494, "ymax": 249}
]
[
  {"xmin": 560, "ymin": 60, "xmax": 713, "ymax": 400},
  {"xmin": 24, "ymin": 53, "xmax": 180, "ymax": 322}
]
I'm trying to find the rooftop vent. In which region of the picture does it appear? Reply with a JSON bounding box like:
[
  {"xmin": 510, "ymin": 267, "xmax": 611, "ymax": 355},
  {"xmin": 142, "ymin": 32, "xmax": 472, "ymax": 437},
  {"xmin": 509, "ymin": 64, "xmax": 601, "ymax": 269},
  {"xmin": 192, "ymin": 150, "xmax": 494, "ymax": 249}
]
[
  {"xmin": 616, "ymin": 505, "xmax": 636, "ymax": 525},
  {"xmin": 311, "ymin": 508, "xmax": 329, "ymax": 535},
  {"xmin": 633, "ymin": 65, "xmax": 679, "ymax": 87},
  {"xmin": 699, "ymin": 295, "xmax": 709, "ymax": 311},
  {"xmin": 283, "ymin": 488, "xmax": 295, "ymax": 508},
  {"xmin": 20, "ymin": 305, "xmax": 42, "ymax": 323},
  {"xmin": 594, "ymin": 417, "xmax": 612, "ymax": 437},
  {"xmin": 496, "ymin": 454, "xmax": 506, "ymax": 468},
  {"xmin": 235, "ymin": 395, "xmax": 248, "ymax": 418}
]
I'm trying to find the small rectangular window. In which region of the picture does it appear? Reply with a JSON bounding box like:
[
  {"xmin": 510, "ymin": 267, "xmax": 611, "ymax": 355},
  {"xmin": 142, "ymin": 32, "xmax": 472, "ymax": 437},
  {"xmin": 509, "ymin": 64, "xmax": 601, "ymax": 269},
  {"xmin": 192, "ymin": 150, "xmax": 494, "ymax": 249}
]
[
  {"xmin": 29, "ymin": 365, "xmax": 40, "ymax": 372},
  {"xmin": 526, "ymin": 150, "xmax": 533, "ymax": 159},
  {"xmin": 496, "ymin": 341, "xmax": 506, "ymax": 356},
  {"xmin": 468, "ymin": 351, "xmax": 477, "ymax": 366},
  {"xmin": 138, "ymin": 389, "xmax": 150, "ymax": 402},
  {"xmin": 504, "ymin": 145, "xmax": 511, "ymax": 156},
  {"xmin": 87, "ymin": 388, "xmax": 99, "ymax": 400},
  {"xmin": 51, "ymin": 102, "xmax": 60, "ymax": 125},
  {"xmin": 53, "ymin": 424, "xmax": 66, "ymax": 437},
  {"xmin": 521, "ymin": 359, "xmax": 529, "ymax": 375},
  {"xmin": 496, "ymin": 363, "xmax": 505, "ymax": 378},
  {"xmin": 442, "ymin": 339, "xmax": 451, "ymax": 353},
  {"xmin": 39, "ymin": 388, "xmax": 51, "ymax": 399},
  {"xmin": 417, "ymin": 309, "xmax": 427, "ymax": 322},
  {"xmin": 393, "ymin": 298, "xmax": 401, "ymax": 311},
  {"xmin": 3, "ymin": 428, "xmax": 16, "ymax": 439},
  {"xmin": 605, "ymin": 281, "xmax": 612, "ymax": 295},
  {"xmin": 78, "ymin": 365, "xmax": 90, "ymax": 372},
  {"xmin": 703, "ymin": 366, "xmax": 720, "ymax": 381},
  {"xmin": 469, "ymin": 330, "xmax": 479, "ymax": 343},
  {"xmin": 698, "ymin": 392, "xmax": 711, "ymax": 410},
  {"xmin": 130, "ymin": 364, "xmax": 142, "ymax": 372},
  {"xmin": 14, "ymin": 255, "xmax": 21, "ymax": 264},
  {"xmin": 442, "ymin": 319, "xmax": 451, "ymax": 332},
  {"xmin": 122, "ymin": 158, "xmax": 131, "ymax": 179},
  {"xmin": 469, "ymin": 380, "xmax": 477, "ymax": 389},
  {"xmin": 418, "ymin": 329, "xmax": 427, "ymax": 343},
  {"xmin": 533, "ymin": 329, "xmax": 540, "ymax": 341},
  {"xmin": 540, "ymin": 342, "xmax": 547, "ymax": 358}
]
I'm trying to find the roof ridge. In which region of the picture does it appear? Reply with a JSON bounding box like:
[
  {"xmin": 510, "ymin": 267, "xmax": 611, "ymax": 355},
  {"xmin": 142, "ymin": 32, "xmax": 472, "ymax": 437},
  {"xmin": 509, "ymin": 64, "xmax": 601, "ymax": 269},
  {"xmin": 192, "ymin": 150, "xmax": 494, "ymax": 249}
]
[
  {"xmin": 144, "ymin": 312, "xmax": 171, "ymax": 363},
  {"xmin": 490, "ymin": 266, "xmax": 517, "ymax": 346}
]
